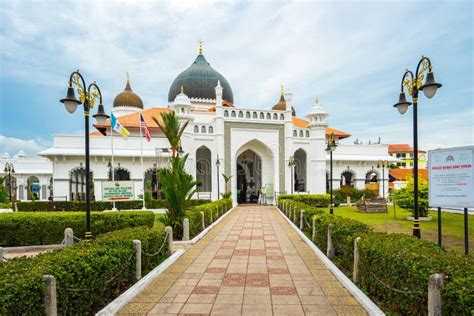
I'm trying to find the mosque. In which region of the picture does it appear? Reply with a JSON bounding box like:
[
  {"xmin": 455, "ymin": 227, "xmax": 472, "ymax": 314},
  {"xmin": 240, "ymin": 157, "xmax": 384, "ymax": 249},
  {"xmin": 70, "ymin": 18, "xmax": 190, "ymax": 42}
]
[{"xmin": 23, "ymin": 45, "xmax": 397, "ymax": 205}]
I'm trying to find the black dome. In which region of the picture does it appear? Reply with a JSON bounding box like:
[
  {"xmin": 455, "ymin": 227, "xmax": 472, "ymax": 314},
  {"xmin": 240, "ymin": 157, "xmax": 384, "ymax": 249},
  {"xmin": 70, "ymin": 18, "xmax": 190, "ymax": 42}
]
[{"xmin": 168, "ymin": 53, "xmax": 233, "ymax": 103}]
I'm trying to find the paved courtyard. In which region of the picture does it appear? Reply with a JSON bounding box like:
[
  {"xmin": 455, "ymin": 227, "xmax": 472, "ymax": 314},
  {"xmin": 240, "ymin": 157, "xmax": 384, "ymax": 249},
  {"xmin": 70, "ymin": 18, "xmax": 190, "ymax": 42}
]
[{"xmin": 119, "ymin": 205, "xmax": 367, "ymax": 315}]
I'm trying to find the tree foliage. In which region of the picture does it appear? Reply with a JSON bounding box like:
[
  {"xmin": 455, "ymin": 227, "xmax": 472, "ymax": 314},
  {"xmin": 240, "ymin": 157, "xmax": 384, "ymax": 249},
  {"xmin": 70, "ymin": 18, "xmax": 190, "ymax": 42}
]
[{"xmin": 393, "ymin": 178, "xmax": 429, "ymax": 217}]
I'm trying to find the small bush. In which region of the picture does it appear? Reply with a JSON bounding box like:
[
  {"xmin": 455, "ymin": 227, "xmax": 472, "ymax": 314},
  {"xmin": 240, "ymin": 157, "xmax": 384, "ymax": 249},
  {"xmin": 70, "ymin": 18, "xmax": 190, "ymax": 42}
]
[
  {"xmin": 184, "ymin": 199, "xmax": 232, "ymax": 239},
  {"xmin": 333, "ymin": 187, "xmax": 377, "ymax": 204},
  {"xmin": 0, "ymin": 211, "xmax": 154, "ymax": 246},
  {"xmin": 393, "ymin": 178, "xmax": 429, "ymax": 217},
  {"xmin": 0, "ymin": 225, "xmax": 169, "ymax": 315},
  {"xmin": 278, "ymin": 194, "xmax": 330, "ymax": 207}
]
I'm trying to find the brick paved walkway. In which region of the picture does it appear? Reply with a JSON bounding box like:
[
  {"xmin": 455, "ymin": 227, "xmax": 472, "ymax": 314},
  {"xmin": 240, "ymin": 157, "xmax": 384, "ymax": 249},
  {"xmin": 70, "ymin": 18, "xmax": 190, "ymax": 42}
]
[{"xmin": 119, "ymin": 205, "xmax": 368, "ymax": 315}]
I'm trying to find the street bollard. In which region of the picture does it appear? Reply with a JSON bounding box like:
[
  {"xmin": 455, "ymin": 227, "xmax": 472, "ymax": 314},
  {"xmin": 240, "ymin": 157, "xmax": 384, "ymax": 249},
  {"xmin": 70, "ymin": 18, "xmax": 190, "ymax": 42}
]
[
  {"xmin": 165, "ymin": 226, "xmax": 173, "ymax": 255},
  {"xmin": 200, "ymin": 211, "xmax": 205, "ymax": 230},
  {"xmin": 311, "ymin": 216, "xmax": 317, "ymax": 242},
  {"xmin": 183, "ymin": 218, "xmax": 190, "ymax": 241},
  {"xmin": 133, "ymin": 240, "xmax": 142, "ymax": 280},
  {"xmin": 327, "ymin": 224, "xmax": 335, "ymax": 259},
  {"xmin": 347, "ymin": 196, "xmax": 351, "ymax": 206},
  {"xmin": 353, "ymin": 237, "xmax": 361, "ymax": 284},
  {"xmin": 300, "ymin": 210, "xmax": 305, "ymax": 230},
  {"xmin": 428, "ymin": 273, "xmax": 444, "ymax": 316},
  {"xmin": 43, "ymin": 275, "xmax": 57, "ymax": 316},
  {"xmin": 64, "ymin": 228, "xmax": 74, "ymax": 246}
]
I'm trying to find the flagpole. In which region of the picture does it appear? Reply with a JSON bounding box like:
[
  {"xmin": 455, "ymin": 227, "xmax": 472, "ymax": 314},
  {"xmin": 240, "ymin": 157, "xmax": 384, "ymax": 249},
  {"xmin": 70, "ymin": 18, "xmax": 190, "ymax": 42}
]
[
  {"xmin": 110, "ymin": 124, "xmax": 117, "ymax": 211},
  {"xmin": 140, "ymin": 113, "xmax": 146, "ymax": 210}
]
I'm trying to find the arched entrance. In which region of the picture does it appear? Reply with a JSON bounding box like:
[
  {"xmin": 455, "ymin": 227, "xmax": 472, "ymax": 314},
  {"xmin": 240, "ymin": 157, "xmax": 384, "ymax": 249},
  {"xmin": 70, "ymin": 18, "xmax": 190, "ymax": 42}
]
[
  {"xmin": 109, "ymin": 167, "xmax": 131, "ymax": 181},
  {"xmin": 236, "ymin": 149, "xmax": 262, "ymax": 203},
  {"xmin": 144, "ymin": 167, "xmax": 160, "ymax": 199},
  {"xmin": 294, "ymin": 149, "xmax": 307, "ymax": 192},
  {"xmin": 69, "ymin": 167, "xmax": 94, "ymax": 201},
  {"xmin": 365, "ymin": 169, "xmax": 379, "ymax": 196},
  {"xmin": 196, "ymin": 146, "xmax": 212, "ymax": 194},
  {"xmin": 341, "ymin": 169, "xmax": 355, "ymax": 189},
  {"xmin": 27, "ymin": 176, "xmax": 40, "ymax": 200}
]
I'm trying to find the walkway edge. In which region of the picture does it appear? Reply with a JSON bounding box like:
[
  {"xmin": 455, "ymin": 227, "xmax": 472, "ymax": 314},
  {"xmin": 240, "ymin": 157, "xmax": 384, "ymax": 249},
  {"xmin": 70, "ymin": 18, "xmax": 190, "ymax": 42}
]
[
  {"xmin": 276, "ymin": 207, "xmax": 385, "ymax": 316},
  {"xmin": 174, "ymin": 206, "xmax": 237, "ymax": 246},
  {"xmin": 95, "ymin": 249, "xmax": 185, "ymax": 316}
]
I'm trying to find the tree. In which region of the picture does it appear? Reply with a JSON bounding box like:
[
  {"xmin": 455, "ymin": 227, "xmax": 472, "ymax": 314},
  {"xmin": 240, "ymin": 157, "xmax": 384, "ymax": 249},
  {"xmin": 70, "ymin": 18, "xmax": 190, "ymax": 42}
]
[
  {"xmin": 221, "ymin": 174, "xmax": 233, "ymax": 199},
  {"xmin": 153, "ymin": 111, "xmax": 189, "ymax": 157},
  {"xmin": 393, "ymin": 178, "xmax": 429, "ymax": 217},
  {"xmin": 0, "ymin": 176, "xmax": 8, "ymax": 204}
]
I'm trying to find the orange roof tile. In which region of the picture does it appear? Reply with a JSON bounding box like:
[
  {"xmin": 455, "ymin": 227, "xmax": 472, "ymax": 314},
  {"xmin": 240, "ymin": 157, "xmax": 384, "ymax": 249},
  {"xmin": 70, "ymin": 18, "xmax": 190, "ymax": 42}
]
[
  {"xmin": 389, "ymin": 168, "xmax": 428, "ymax": 181},
  {"xmin": 90, "ymin": 130, "xmax": 103, "ymax": 136},
  {"xmin": 388, "ymin": 144, "xmax": 413, "ymax": 153},
  {"xmin": 291, "ymin": 117, "xmax": 351, "ymax": 139},
  {"xmin": 222, "ymin": 100, "xmax": 235, "ymax": 107},
  {"xmin": 97, "ymin": 108, "xmax": 170, "ymax": 129}
]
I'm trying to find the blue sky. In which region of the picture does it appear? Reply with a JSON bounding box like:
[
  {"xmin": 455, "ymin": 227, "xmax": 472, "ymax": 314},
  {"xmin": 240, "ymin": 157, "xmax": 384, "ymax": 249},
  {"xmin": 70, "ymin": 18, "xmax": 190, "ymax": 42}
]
[{"xmin": 0, "ymin": 0, "xmax": 472, "ymax": 157}]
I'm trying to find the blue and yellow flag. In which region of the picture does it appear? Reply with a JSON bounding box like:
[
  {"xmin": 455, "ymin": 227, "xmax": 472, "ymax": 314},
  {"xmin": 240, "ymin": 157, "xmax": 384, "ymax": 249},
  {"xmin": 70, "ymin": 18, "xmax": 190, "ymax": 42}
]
[{"xmin": 111, "ymin": 113, "xmax": 129, "ymax": 139}]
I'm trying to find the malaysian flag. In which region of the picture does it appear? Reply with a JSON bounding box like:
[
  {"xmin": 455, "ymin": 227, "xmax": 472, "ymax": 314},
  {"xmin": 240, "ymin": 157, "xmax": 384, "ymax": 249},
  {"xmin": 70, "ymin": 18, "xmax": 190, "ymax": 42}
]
[{"xmin": 140, "ymin": 114, "xmax": 151, "ymax": 142}]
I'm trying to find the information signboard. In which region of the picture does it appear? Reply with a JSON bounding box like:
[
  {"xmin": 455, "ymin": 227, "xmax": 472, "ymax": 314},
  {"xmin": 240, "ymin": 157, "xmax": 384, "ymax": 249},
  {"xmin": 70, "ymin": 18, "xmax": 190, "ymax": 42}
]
[
  {"xmin": 428, "ymin": 146, "xmax": 474, "ymax": 208},
  {"xmin": 102, "ymin": 181, "xmax": 135, "ymax": 201}
]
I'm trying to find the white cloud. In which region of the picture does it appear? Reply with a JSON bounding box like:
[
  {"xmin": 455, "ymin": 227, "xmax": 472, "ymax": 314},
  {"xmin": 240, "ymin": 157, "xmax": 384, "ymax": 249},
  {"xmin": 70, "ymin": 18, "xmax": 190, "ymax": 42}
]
[{"xmin": 0, "ymin": 135, "xmax": 51, "ymax": 157}]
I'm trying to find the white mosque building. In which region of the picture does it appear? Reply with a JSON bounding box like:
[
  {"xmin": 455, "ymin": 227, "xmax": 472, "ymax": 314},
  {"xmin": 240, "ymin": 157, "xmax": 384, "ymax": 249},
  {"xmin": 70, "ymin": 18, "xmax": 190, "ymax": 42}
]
[{"xmin": 9, "ymin": 47, "xmax": 397, "ymax": 204}]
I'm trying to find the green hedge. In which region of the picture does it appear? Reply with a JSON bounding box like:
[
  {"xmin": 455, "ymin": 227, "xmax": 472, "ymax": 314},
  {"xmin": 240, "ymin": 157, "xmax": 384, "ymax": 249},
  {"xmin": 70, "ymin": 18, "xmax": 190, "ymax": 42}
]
[
  {"xmin": 333, "ymin": 187, "xmax": 377, "ymax": 204},
  {"xmin": 278, "ymin": 194, "xmax": 330, "ymax": 208},
  {"xmin": 0, "ymin": 225, "xmax": 169, "ymax": 315},
  {"xmin": 0, "ymin": 211, "xmax": 154, "ymax": 247},
  {"xmin": 16, "ymin": 199, "xmax": 210, "ymax": 212},
  {"xmin": 186, "ymin": 199, "xmax": 232, "ymax": 238},
  {"xmin": 278, "ymin": 200, "xmax": 474, "ymax": 315}
]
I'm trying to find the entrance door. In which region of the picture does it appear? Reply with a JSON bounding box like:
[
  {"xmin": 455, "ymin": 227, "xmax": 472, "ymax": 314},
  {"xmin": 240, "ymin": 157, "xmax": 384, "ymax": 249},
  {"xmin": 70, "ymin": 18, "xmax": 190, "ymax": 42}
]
[{"xmin": 236, "ymin": 149, "xmax": 262, "ymax": 204}]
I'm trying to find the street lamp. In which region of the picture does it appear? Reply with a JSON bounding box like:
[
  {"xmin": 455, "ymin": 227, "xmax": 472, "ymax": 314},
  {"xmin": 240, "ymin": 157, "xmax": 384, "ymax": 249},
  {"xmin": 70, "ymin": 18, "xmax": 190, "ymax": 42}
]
[
  {"xmin": 393, "ymin": 56, "xmax": 442, "ymax": 238},
  {"xmin": 4, "ymin": 162, "xmax": 15, "ymax": 201},
  {"xmin": 60, "ymin": 70, "xmax": 109, "ymax": 241},
  {"xmin": 377, "ymin": 160, "xmax": 389, "ymax": 200},
  {"xmin": 326, "ymin": 133, "xmax": 337, "ymax": 215},
  {"xmin": 216, "ymin": 155, "xmax": 221, "ymax": 199},
  {"xmin": 288, "ymin": 155, "xmax": 296, "ymax": 194}
]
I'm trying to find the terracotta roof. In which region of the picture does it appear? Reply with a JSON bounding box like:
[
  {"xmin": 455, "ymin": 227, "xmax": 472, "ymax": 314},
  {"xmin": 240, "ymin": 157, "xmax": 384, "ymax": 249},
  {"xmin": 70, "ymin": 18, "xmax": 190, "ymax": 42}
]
[
  {"xmin": 388, "ymin": 144, "xmax": 413, "ymax": 153},
  {"xmin": 292, "ymin": 117, "xmax": 351, "ymax": 139},
  {"xmin": 222, "ymin": 100, "xmax": 235, "ymax": 107},
  {"xmin": 90, "ymin": 131, "xmax": 103, "ymax": 136},
  {"xmin": 389, "ymin": 168, "xmax": 428, "ymax": 181},
  {"xmin": 97, "ymin": 108, "xmax": 170, "ymax": 129}
]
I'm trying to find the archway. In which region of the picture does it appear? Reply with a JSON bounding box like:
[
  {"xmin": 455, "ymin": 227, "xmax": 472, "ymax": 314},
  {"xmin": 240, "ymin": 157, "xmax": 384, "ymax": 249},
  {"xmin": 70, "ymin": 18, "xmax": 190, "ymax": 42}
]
[
  {"xmin": 365, "ymin": 169, "xmax": 379, "ymax": 196},
  {"xmin": 109, "ymin": 167, "xmax": 131, "ymax": 181},
  {"xmin": 236, "ymin": 149, "xmax": 262, "ymax": 203},
  {"xmin": 69, "ymin": 167, "xmax": 94, "ymax": 201},
  {"xmin": 196, "ymin": 146, "xmax": 212, "ymax": 194},
  {"xmin": 341, "ymin": 169, "xmax": 355, "ymax": 188},
  {"xmin": 294, "ymin": 149, "xmax": 307, "ymax": 192},
  {"xmin": 26, "ymin": 176, "xmax": 40, "ymax": 200},
  {"xmin": 144, "ymin": 167, "xmax": 160, "ymax": 199}
]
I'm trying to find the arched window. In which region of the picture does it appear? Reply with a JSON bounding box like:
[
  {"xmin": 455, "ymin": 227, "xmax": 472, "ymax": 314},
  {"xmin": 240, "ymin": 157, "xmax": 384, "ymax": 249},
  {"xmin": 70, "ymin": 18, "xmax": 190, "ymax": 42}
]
[
  {"xmin": 305, "ymin": 131, "xmax": 310, "ymax": 138},
  {"xmin": 280, "ymin": 114, "xmax": 285, "ymax": 120},
  {"xmin": 69, "ymin": 168, "xmax": 94, "ymax": 201},
  {"xmin": 293, "ymin": 130, "xmax": 297, "ymax": 137},
  {"xmin": 196, "ymin": 146, "xmax": 212, "ymax": 193},
  {"xmin": 259, "ymin": 112, "xmax": 264, "ymax": 119},
  {"xmin": 231, "ymin": 111, "xmax": 236, "ymax": 118},
  {"xmin": 246, "ymin": 111, "xmax": 251, "ymax": 118},
  {"xmin": 194, "ymin": 126, "xmax": 199, "ymax": 133},
  {"xmin": 224, "ymin": 110, "xmax": 229, "ymax": 117},
  {"xmin": 110, "ymin": 167, "xmax": 131, "ymax": 181},
  {"xmin": 299, "ymin": 130, "xmax": 304, "ymax": 137},
  {"xmin": 181, "ymin": 107, "xmax": 185, "ymax": 113},
  {"xmin": 266, "ymin": 113, "xmax": 271, "ymax": 119},
  {"xmin": 201, "ymin": 126, "xmax": 206, "ymax": 133},
  {"xmin": 238, "ymin": 111, "xmax": 243, "ymax": 118},
  {"xmin": 273, "ymin": 113, "xmax": 278, "ymax": 120},
  {"xmin": 208, "ymin": 126, "xmax": 214, "ymax": 133},
  {"xmin": 253, "ymin": 112, "xmax": 257, "ymax": 119}
]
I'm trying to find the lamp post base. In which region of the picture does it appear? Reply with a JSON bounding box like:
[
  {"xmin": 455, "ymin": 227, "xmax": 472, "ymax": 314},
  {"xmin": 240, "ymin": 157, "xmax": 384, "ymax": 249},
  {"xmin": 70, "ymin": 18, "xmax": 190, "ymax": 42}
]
[
  {"xmin": 412, "ymin": 220, "xmax": 421, "ymax": 238},
  {"xmin": 329, "ymin": 207, "xmax": 334, "ymax": 215},
  {"xmin": 84, "ymin": 231, "xmax": 93, "ymax": 242}
]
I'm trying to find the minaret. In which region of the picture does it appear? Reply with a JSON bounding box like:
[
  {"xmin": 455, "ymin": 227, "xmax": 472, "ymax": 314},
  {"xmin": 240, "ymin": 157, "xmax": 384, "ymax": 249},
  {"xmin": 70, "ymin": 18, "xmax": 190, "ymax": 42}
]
[
  {"xmin": 306, "ymin": 96, "xmax": 328, "ymax": 127},
  {"xmin": 215, "ymin": 80, "xmax": 223, "ymax": 107},
  {"xmin": 283, "ymin": 86, "xmax": 293, "ymax": 113},
  {"xmin": 172, "ymin": 86, "xmax": 194, "ymax": 123}
]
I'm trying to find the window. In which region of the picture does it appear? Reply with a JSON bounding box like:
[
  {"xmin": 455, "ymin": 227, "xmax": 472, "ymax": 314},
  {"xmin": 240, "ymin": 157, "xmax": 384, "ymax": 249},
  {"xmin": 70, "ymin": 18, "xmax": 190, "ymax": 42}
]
[
  {"xmin": 231, "ymin": 111, "xmax": 236, "ymax": 118},
  {"xmin": 293, "ymin": 130, "xmax": 297, "ymax": 137},
  {"xmin": 246, "ymin": 111, "xmax": 250, "ymax": 118},
  {"xmin": 201, "ymin": 126, "xmax": 206, "ymax": 133},
  {"xmin": 238, "ymin": 111, "xmax": 243, "ymax": 118},
  {"xmin": 299, "ymin": 130, "xmax": 304, "ymax": 137},
  {"xmin": 194, "ymin": 126, "xmax": 199, "ymax": 133},
  {"xmin": 259, "ymin": 112, "xmax": 264, "ymax": 119},
  {"xmin": 266, "ymin": 113, "xmax": 271, "ymax": 119},
  {"xmin": 280, "ymin": 114, "xmax": 284, "ymax": 120},
  {"xmin": 273, "ymin": 113, "xmax": 278, "ymax": 120},
  {"xmin": 224, "ymin": 110, "xmax": 229, "ymax": 117},
  {"xmin": 208, "ymin": 126, "xmax": 213, "ymax": 133},
  {"xmin": 305, "ymin": 131, "xmax": 310, "ymax": 138},
  {"xmin": 253, "ymin": 112, "xmax": 257, "ymax": 119}
]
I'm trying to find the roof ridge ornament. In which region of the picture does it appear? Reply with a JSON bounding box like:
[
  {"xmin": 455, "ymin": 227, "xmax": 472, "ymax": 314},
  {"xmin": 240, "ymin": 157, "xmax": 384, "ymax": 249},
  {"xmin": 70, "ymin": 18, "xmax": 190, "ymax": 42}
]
[
  {"xmin": 316, "ymin": 96, "xmax": 319, "ymax": 105},
  {"xmin": 181, "ymin": 85, "xmax": 184, "ymax": 94},
  {"xmin": 281, "ymin": 84, "xmax": 284, "ymax": 97},
  {"xmin": 198, "ymin": 39, "xmax": 203, "ymax": 55}
]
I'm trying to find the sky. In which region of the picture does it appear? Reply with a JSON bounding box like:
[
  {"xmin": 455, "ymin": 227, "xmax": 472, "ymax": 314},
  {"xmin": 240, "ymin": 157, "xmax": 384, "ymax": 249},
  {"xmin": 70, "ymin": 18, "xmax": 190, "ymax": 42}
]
[{"xmin": 0, "ymin": 0, "xmax": 473, "ymax": 157}]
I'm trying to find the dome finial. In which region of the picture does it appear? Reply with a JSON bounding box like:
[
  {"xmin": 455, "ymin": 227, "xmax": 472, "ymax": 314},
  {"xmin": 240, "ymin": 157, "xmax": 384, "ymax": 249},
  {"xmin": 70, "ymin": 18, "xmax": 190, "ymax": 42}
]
[
  {"xmin": 180, "ymin": 85, "xmax": 184, "ymax": 94},
  {"xmin": 281, "ymin": 84, "xmax": 284, "ymax": 96},
  {"xmin": 198, "ymin": 39, "xmax": 204, "ymax": 55},
  {"xmin": 316, "ymin": 96, "xmax": 319, "ymax": 105},
  {"xmin": 126, "ymin": 72, "xmax": 130, "ymax": 84}
]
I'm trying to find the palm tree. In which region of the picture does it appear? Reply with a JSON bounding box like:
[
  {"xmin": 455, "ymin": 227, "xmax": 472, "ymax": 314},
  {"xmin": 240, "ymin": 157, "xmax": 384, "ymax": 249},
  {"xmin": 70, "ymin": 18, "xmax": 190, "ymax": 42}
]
[{"xmin": 153, "ymin": 111, "xmax": 189, "ymax": 157}]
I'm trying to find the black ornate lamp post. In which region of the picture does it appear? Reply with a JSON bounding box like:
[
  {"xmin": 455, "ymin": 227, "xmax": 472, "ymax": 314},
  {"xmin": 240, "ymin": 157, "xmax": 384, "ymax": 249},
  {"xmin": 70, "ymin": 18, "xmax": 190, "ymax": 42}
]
[
  {"xmin": 377, "ymin": 160, "xmax": 388, "ymax": 200},
  {"xmin": 60, "ymin": 70, "xmax": 109, "ymax": 241},
  {"xmin": 288, "ymin": 156, "xmax": 296, "ymax": 194},
  {"xmin": 326, "ymin": 133, "xmax": 337, "ymax": 214},
  {"xmin": 216, "ymin": 155, "xmax": 221, "ymax": 200},
  {"xmin": 4, "ymin": 162, "xmax": 15, "ymax": 201},
  {"xmin": 393, "ymin": 56, "xmax": 442, "ymax": 238}
]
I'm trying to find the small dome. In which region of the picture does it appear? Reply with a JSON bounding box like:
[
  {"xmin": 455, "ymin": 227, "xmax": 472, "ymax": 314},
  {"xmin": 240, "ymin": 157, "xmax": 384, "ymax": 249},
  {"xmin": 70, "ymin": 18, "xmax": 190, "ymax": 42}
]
[
  {"xmin": 168, "ymin": 48, "xmax": 233, "ymax": 103},
  {"xmin": 272, "ymin": 93, "xmax": 296, "ymax": 116},
  {"xmin": 113, "ymin": 76, "xmax": 144, "ymax": 109},
  {"xmin": 16, "ymin": 150, "xmax": 27, "ymax": 158},
  {"xmin": 173, "ymin": 86, "xmax": 192, "ymax": 106},
  {"xmin": 1, "ymin": 152, "xmax": 10, "ymax": 159}
]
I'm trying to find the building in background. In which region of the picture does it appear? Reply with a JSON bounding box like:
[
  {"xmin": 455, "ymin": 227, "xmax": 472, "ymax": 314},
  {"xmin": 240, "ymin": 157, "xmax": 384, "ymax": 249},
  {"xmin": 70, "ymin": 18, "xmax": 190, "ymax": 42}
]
[{"xmin": 388, "ymin": 144, "xmax": 426, "ymax": 169}]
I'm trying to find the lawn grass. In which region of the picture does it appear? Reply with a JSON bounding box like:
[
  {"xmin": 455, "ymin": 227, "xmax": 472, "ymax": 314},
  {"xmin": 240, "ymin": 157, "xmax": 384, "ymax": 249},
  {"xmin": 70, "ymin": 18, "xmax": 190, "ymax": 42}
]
[{"xmin": 322, "ymin": 205, "xmax": 473, "ymax": 254}]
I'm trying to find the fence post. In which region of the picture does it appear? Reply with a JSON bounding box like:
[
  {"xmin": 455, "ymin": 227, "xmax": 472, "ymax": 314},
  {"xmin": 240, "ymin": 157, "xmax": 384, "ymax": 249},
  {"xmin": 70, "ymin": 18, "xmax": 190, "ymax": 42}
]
[
  {"xmin": 43, "ymin": 275, "xmax": 57, "ymax": 316},
  {"xmin": 165, "ymin": 226, "xmax": 173, "ymax": 255},
  {"xmin": 353, "ymin": 237, "xmax": 361, "ymax": 284},
  {"xmin": 200, "ymin": 211, "xmax": 205, "ymax": 230},
  {"xmin": 428, "ymin": 273, "xmax": 444, "ymax": 316},
  {"xmin": 300, "ymin": 210, "xmax": 305, "ymax": 230},
  {"xmin": 311, "ymin": 216, "xmax": 317, "ymax": 242},
  {"xmin": 183, "ymin": 218, "xmax": 190, "ymax": 241},
  {"xmin": 327, "ymin": 223, "xmax": 335, "ymax": 259},
  {"xmin": 0, "ymin": 246, "xmax": 3, "ymax": 262},
  {"xmin": 210, "ymin": 209, "xmax": 213, "ymax": 223},
  {"xmin": 347, "ymin": 196, "xmax": 351, "ymax": 206},
  {"xmin": 133, "ymin": 240, "xmax": 142, "ymax": 281},
  {"xmin": 215, "ymin": 207, "xmax": 219, "ymax": 221},
  {"xmin": 64, "ymin": 228, "xmax": 74, "ymax": 246}
]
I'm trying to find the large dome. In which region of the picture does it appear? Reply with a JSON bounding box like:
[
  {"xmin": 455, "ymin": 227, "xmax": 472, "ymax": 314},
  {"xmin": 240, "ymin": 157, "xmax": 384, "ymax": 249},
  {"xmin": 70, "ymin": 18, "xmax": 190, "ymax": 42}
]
[
  {"xmin": 113, "ymin": 78, "xmax": 143, "ymax": 109},
  {"xmin": 168, "ymin": 52, "xmax": 233, "ymax": 103}
]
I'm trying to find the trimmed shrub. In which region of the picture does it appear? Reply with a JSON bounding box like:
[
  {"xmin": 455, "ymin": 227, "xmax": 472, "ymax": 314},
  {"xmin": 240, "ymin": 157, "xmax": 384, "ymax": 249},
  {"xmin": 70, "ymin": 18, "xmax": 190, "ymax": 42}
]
[
  {"xmin": 185, "ymin": 199, "xmax": 232, "ymax": 239},
  {"xmin": 333, "ymin": 187, "xmax": 377, "ymax": 204},
  {"xmin": 358, "ymin": 233, "xmax": 473, "ymax": 315},
  {"xmin": 278, "ymin": 194, "xmax": 330, "ymax": 207},
  {"xmin": 0, "ymin": 211, "xmax": 154, "ymax": 246},
  {"xmin": 16, "ymin": 199, "xmax": 210, "ymax": 212},
  {"xmin": 0, "ymin": 225, "xmax": 169, "ymax": 315}
]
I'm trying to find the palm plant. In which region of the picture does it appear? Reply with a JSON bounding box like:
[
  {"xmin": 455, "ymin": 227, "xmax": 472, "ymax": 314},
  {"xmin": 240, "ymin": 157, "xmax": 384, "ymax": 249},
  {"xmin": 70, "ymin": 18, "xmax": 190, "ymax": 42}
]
[
  {"xmin": 221, "ymin": 174, "xmax": 233, "ymax": 199},
  {"xmin": 152, "ymin": 111, "xmax": 189, "ymax": 157}
]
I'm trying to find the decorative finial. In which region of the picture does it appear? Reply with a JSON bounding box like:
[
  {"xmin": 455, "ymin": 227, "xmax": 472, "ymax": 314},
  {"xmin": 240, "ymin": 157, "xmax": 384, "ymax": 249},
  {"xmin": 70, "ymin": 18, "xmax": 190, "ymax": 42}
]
[
  {"xmin": 180, "ymin": 85, "xmax": 184, "ymax": 94},
  {"xmin": 198, "ymin": 39, "xmax": 203, "ymax": 54},
  {"xmin": 281, "ymin": 84, "xmax": 284, "ymax": 96},
  {"xmin": 126, "ymin": 72, "xmax": 130, "ymax": 85},
  {"xmin": 316, "ymin": 96, "xmax": 319, "ymax": 105}
]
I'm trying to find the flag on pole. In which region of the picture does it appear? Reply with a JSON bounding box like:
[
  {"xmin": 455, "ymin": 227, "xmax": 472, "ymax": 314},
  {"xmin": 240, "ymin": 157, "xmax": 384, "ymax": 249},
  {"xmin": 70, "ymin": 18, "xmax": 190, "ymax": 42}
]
[
  {"xmin": 140, "ymin": 114, "xmax": 152, "ymax": 142},
  {"xmin": 111, "ymin": 113, "xmax": 129, "ymax": 139}
]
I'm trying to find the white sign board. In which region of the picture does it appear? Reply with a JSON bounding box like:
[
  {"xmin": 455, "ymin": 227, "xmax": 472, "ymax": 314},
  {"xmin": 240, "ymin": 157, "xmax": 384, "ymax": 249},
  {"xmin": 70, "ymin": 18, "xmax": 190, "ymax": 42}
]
[
  {"xmin": 428, "ymin": 146, "xmax": 474, "ymax": 208},
  {"xmin": 102, "ymin": 181, "xmax": 135, "ymax": 201}
]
